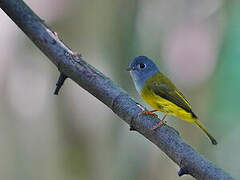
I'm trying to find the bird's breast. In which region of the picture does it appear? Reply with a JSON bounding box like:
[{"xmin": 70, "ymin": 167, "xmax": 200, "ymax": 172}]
[{"xmin": 140, "ymin": 86, "xmax": 165, "ymax": 111}]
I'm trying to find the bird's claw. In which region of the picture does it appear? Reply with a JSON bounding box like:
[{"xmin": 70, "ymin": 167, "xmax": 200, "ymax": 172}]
[
  {"xmin": 141, "ymin": 111, "xmax": 158, "ymax": 117},
  {"xmin": 151, "ymin": 120, "xmax": 166, "ymax": 130}
]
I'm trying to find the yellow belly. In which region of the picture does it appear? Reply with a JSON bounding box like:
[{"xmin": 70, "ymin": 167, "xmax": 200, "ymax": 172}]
[{"xmin": 140, "ymin": 87, "xmax": 194, "ymax": 122}]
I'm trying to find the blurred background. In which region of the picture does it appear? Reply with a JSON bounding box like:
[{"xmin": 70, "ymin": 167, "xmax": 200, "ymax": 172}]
[{"xmin": 0, "ymin": 0, "xmax": 239, "ymax": 179}]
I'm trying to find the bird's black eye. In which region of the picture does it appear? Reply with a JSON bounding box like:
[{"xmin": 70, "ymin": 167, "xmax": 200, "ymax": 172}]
[{"xmin": 139, "ymin": 63, "xmax": 145, "ymax": 69}]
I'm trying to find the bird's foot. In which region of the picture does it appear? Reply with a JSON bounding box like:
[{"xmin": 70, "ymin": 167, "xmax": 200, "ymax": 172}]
[
  {"xmin": 151, "ymin": 120, "xmax": 166, "ymax": 130},
  {"xmin": 151, "ymin": 113, "xmax": 168, "ymax": 130},
  {"xmin": 141, "ymin": 110, "xmax": 158, "ymax": 117},
  {"xmin": 136, "ymin": 103, "xmax": 158, "ymax": 117}
]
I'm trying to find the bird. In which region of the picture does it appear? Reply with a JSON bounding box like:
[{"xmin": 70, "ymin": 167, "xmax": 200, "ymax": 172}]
[{"xmin": 126, "ymin": 56, "xmax": 217, "ymax": 145}]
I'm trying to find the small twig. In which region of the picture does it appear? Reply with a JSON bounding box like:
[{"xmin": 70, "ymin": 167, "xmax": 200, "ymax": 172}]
[{"xmin": 54, "ymin": 72, "xmax": 67, "ymax": 95}]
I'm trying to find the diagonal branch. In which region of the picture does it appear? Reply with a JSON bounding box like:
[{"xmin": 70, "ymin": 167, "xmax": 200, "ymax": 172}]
[{"xmin": 0, "ymin": 0, "xmax": 234, "ymax": 179}]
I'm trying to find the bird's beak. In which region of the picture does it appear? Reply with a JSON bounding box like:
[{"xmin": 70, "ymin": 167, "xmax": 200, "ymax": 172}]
[
  {"xmin": 126, "ymin": 67, "xmax": 137, "ymax": 71},
  {"xmin": 126, "ymin": 67, "xmax": 132, "ymax": 71}
]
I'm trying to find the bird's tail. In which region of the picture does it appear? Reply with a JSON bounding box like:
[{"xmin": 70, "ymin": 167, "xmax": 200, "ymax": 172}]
[{"xmin": 194, "ymin": 119, "xmax": 217, "ymax": 145}]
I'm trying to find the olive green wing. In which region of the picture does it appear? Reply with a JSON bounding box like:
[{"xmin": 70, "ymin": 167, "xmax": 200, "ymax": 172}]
[{"xmin": 148, "ymin": 80, "xmax": 194, "ymax": 115}]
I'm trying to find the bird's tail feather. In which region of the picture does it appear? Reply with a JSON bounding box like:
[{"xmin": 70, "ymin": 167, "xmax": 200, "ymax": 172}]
[{"xmin": 194, "ymin": 119, "xmax": 217, "ymax": 145}]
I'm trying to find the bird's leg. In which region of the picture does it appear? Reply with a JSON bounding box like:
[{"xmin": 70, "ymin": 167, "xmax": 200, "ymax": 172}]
[
  {"xmin": 136, "ymin": 103, "xmax": 158, "ymax": 117},
  {"xmin": 142, "ymin": 110, "xmax": 158, "ymax": 117},
  {"xmin": 151, "ymin": 113, "xmax": 168, "ymax": 130}
]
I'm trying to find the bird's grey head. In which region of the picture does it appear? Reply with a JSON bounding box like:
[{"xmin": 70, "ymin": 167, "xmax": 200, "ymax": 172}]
[{"xmin": 126, "ymin": 56, "xmax": 159, "ymax": 91}]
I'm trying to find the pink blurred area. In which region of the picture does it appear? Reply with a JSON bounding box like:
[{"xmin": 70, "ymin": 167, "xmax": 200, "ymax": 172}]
[
  {"xmin": 163, "ymin": 22, "xmax": 219, "ymax": 87},
  {"xmin": 136, "ymin": 0, "xmax": 223, "ymax": 88}
]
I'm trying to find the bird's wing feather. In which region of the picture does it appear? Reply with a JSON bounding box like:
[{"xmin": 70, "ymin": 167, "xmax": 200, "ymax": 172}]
[{"xmin": 148, "ymin": 81, "xmax": 192, "ymax": 113}]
